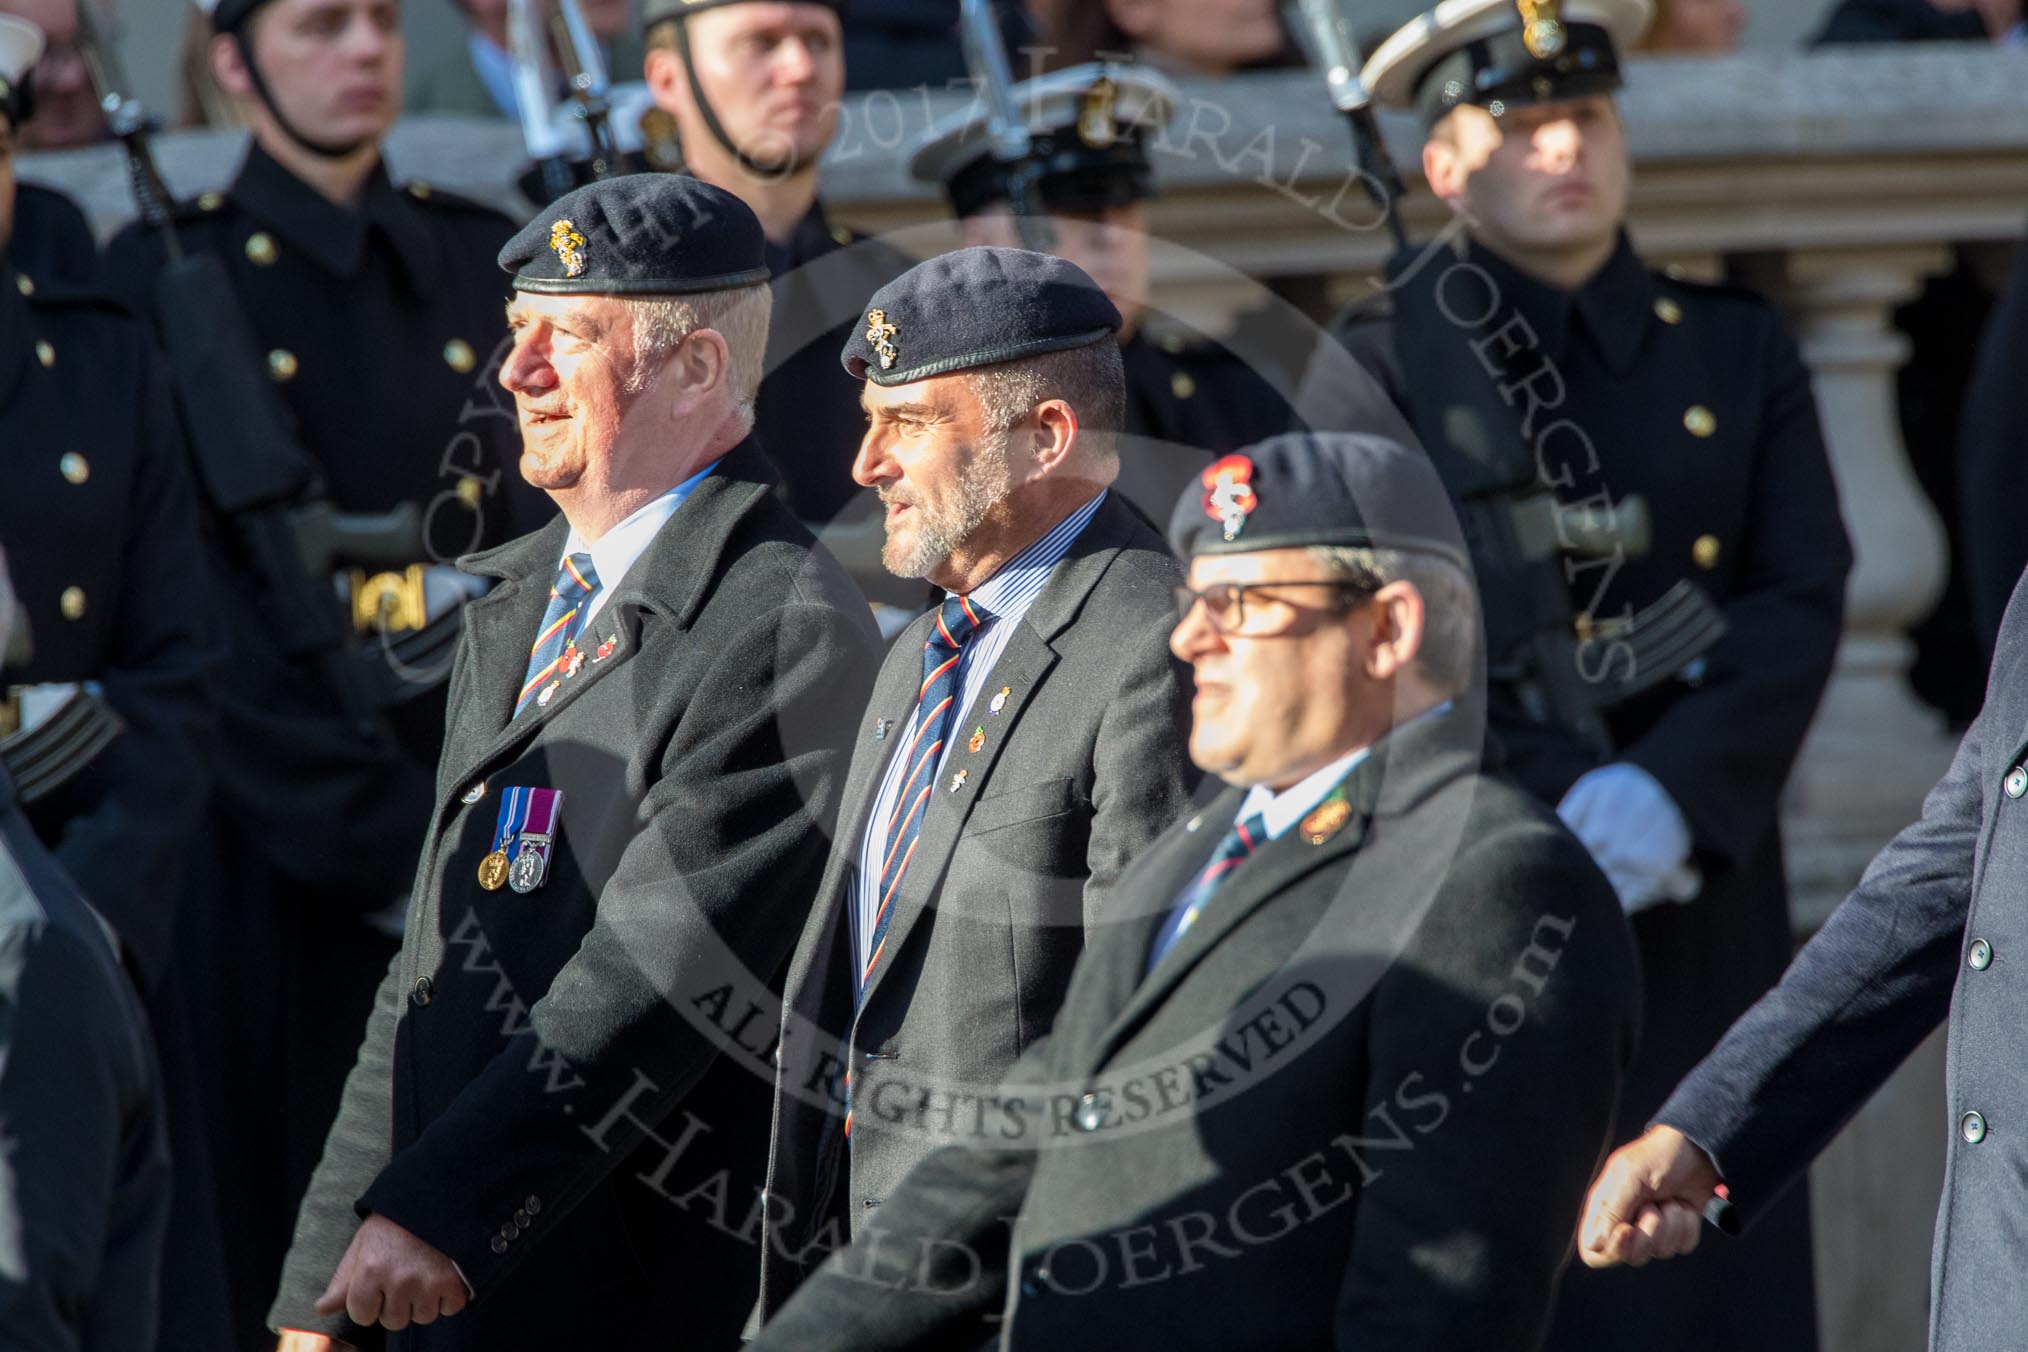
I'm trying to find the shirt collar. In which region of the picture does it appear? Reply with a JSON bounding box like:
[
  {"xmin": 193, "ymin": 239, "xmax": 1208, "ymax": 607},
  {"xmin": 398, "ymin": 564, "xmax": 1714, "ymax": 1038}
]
[
  {"xmin": 562, "ymin": 459, "xmax": 721, "ymax": 596},
  {"xmin": 1239, "ymin": 700, "xmax": 1455, "ymax": 840},
  {"xmin": 954, "ymin": 491, "xmax": 1108, "ymax": 621},
  {"xmin": 229, "ymin": 140, "xmax": 442, "ymax": 297}
]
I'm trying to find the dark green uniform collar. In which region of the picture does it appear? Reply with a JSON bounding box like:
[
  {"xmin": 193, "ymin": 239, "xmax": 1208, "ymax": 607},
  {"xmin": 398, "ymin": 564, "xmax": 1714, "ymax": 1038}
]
[
  {"xmin": 1462, "ymin": 229, "xmax": 1656, "ymax": 376},
  {"xmin": 229, "ymin": 141, "xmax": 444, "ymax": 299}
]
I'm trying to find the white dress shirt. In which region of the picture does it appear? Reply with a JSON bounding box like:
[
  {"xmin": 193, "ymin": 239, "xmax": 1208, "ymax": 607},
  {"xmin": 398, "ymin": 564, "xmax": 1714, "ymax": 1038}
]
[{"xmin": 559, "ymin": 460, "xmax": 718, "ymax": 628}]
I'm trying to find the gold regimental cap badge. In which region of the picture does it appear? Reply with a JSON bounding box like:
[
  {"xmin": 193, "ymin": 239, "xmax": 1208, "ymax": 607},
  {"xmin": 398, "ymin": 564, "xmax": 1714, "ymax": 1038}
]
[
  {"xmin": 1518, "ymin": 0, "xmax": 1568, "ymax": 59},
  {"xmin": 550, "ymin": 219, "xmax": 589, "ymax": 278},
  {"xmin": 1077, "ymin": 77, "xmax": 1119, "ymax": 149},
  {"xmin": 866, "ymin": 308, "xmax": 900, "ymax": 370}
]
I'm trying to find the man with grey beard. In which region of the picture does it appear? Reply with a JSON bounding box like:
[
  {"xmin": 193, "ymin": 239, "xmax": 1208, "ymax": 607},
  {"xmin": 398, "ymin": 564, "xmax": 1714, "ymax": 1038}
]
[{"xmin": 752, "ymin": 246, "xmax": 1199, "ymax": 1320}]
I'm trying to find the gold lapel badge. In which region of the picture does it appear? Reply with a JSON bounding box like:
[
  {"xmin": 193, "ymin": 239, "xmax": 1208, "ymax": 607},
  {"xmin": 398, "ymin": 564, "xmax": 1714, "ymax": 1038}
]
[
  {"xmin": 550, "ymin": 219, "xmax": 589, "ymax": 278},
  {"xmin": 1518, "ymin": 0, "xmax": 1568, "ymax": 59},
  {"xmin": 865, "ymin": 309, "xmax": 900, "ymax": 370},
  {"xmin": 1301, "ymin": 796, "xmax": 1352, "ymax": 846}
]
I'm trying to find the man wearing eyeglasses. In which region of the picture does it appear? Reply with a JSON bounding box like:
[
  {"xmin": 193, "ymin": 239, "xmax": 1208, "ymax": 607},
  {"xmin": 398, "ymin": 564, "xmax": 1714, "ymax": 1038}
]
[
  {"xmin": 750, "ymin": 430, "xmax": 1641, "ymax": 1352},
  {"xmin": 754, "ymin": 245, "xmax": 1198, "ymax": 1319}
]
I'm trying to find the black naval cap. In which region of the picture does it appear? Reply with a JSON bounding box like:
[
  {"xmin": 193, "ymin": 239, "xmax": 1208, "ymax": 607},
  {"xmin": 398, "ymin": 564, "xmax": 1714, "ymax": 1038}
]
[
  {"xmin": 196, "ymin": 0, "xmax": 271, "ymax": 34},
  {"xmin": 0, "ymin": 16, "xmax": 40, "ymax": 126},
  {"xmin": 911, "ymin": 63, "xmax": 1181, "ymax": 219},
  {"xmin": 499, "ymin": 173, "xmax": 770, "ymax": 296},
  {"xmin": 1363, "ymin": 0, "xmax": 1652, "ymax": 129},
  {"xmin": 841, "ymin": 246, "xmax": 1122, "ymax": 386},
  {"xmin": 1168, "ymin": 431, "xmax": 1470, "ymax": 569},
  {"xmin": 643, "ymin": 0, "xmax": 842, "ymax": 24}
]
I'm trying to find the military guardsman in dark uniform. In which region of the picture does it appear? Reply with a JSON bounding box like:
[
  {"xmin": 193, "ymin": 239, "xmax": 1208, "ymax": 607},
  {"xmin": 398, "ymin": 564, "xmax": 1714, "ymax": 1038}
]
[
  {"xmin": 1309, "ymin": 2, "xmax": 1852, "ymax": 1348},
  {"xmin": 0, "ymin": 16, "xmax": 234, "ymax": 1350},
  {"xmin": 98, "ymin": 2, "xmax": 549, "ymax": 1346},
  {"xmin": 642, "ymin": 0, "xmax": 915, "ymax": 595},
  {"xmin": 911, "ymin": 61, "xmax": 1297, "ymax": 524}
]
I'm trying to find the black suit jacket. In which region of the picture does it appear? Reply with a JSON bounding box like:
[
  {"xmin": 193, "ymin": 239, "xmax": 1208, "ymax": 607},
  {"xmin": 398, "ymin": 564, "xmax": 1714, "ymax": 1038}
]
[
  {"xmin": 269, "ymin": 442, "xmax": 880, "ymax": 1349},
  {"xmin": 753, "ymin": 711, "xmax": 1640, "ymax": 1352}
]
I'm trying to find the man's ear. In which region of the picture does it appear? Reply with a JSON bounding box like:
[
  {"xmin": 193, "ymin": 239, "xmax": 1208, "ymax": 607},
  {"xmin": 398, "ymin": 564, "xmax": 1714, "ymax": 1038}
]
[
  {"xmin": 664, "ymin": 327, "xmax": 732, "ymax": 413},
  {"xmin": 644, "ymin": 46, "xmax": 688, "ymax": 117},
  {"xmin": 211, "ymin": 31, "xmax": 254, "ymax": 99},
  {"xmin": 1020, "ymin": 398, "xmax": 1081, "ymax": 482},
  {"xmin": 1422, "ymin": 135, "xmax": 1463, "ymax": 207},
  {"xmin": 1364, "ymin": 579, "xmax": 1426, "ymax": 682}
]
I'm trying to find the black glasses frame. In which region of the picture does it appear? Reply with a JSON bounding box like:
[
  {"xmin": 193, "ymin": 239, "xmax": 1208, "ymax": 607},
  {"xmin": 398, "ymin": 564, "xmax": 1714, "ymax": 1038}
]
[{"xmin": 1172, "ymin": 580, "xmax": 1373, "ymax": 634}]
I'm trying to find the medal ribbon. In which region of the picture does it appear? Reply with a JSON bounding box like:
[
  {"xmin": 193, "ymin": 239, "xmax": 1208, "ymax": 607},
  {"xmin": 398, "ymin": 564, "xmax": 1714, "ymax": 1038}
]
[{"xmin": 490, "ymin": 786, "xmax": 530, "ymax": 857}]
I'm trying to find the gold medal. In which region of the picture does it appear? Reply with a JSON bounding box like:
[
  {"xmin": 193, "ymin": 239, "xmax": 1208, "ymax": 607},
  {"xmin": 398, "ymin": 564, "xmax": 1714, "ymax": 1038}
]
[{"xmin": 478, "ymin": 850, "xmax": 511, "ymax": 890}]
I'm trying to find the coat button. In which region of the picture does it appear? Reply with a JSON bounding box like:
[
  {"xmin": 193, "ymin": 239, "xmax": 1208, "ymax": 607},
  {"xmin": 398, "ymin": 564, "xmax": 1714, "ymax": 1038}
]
[
  {"xmin": 513, "ymin": 1209, "xmax": 530, "ymax": 1227},
  {"xmin": 59, "ymin": 452, "xmax": 89, "ymax": 485},
  {"xmin": 1962, "ymin": 1110, "xmax": 1987, "ymax": 1144},
  {"xmin": 34, "ymin": 340, "xmax": 54, "ymax": 368},
  {"xmin": 1692, "ymin": 535, "xmax": 1720, "ymax": 570},
  {"xmin": 1170, "ymin": 372, "xmax": 1196, "ymax": 400},
  {"xmin": 408, "ymin": 181, "xmax": 433, "ymax": 200},
  {"xmin": 1969, "ymin": 938, "xmax": 1993, "ymax": 971},
  {"xmin": 411, "ymin": 976, "xmax": 434, "ymax": 1006},
  {"xmin": 59, "ymin": 587, "xmax": 86, "ymax": 620},
  {"xmin": 198, "ymin": 190, "xmax": 225, "ymax": 212},
  {"xmin": 1073, "ymin": 1091, "xmax": 1106, "ymax": 1132},
  {"xmin": 501, "ymin": 1222, "xmax": 520, "ymax": 1241},
  {"xmin": 444, "ymin": 339, "xmax": 477, "ymax": 373},
  {"xmin": 14, "ymin": 272, "xmax": 32, "ymax": 296},
  {"xmin": 524, "ymin": 1195, "xmax": 541, "ymax": 1215},
  {"xmin": 489, "ymin": 1235, "xmax": 508, "ymax": 1254},
  {"xmin": 1654, "ymin": 297, "xmax": 1683, "ymax": 324},
  {"xmin": 245, "ymin": 231, "xmax": 280, "ymax": 266},
  {"xmin": 2006, "ymin": 767, "xmax": 2027, "ymax": 799},
  {"xmin": 268, "ymin": 348, "xmax": 299, "ymax": 382},
  {"xmin": 461, "ymin": 781, "xmax": 487, "ymax": 805},
  {"xmin": 1020, "ymin": 1259, "xmax": 1048, "ymax": 1298}
]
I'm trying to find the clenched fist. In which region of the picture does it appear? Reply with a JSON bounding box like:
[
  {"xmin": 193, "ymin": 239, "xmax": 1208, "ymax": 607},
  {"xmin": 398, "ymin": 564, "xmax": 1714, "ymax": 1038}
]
[{"xmin": 1578, "ymin": 1124, "xmax": 1722, "ymax": 1269}]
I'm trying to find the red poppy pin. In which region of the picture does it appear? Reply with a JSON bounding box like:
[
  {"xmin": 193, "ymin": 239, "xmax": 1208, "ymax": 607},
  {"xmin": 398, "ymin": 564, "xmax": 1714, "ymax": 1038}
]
[{"xmin": 1202, "ymin": 454, "xmax": 1258, "ymax": 542}]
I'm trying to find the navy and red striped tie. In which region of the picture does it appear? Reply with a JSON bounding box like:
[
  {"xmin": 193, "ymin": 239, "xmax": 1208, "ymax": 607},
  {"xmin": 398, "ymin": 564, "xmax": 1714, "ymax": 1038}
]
[
  {"xmin": 515, "ymin": 552, "xmax": 600, "ymax": 719},
  {"xmin": 1146, "ymin": 811, "xmax": 1269, "ymax": 974}
]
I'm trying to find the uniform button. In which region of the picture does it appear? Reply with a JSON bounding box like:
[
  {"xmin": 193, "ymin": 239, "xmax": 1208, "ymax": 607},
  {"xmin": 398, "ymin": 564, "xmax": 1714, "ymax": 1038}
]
[
  {"xmin": 34, "ymin": 340, "xmax": 54, "ymax": 368},
  {"xmin": 244, "ymin": 231, "xmax": 280, "ymax": 266},
  {"xmin": 1692, "ymin": 534, "xmax": 1720, "ymax": 570},
  {"xmin": 1969, "ymin": 938, "xmax": 1993, "ymax": 971},
  {"xmin": 1160, "ymin": 333, "xmax": 1186, "ymax": 355},
  {"xmin": 501, "ymin": 1222, "xmax": 520, "ymax": 1241},
  {"xmin": 2006, "ymin": 767, "xmax": 2027, "ymax": 799},
  {"xmin": 461, "ymin": 780, "xmax": 487, "ymax": 805},
  {"xmin": 489, "ymin": 1235, "xmax": 508, "ymax": 1254},
  {"xmin": 1683, "ymin": 405, "xmax": 1717, "ymax": 438},
  {"xmin": 524, "ymin": 1195, "xmax": 541, "ymax": 1215},
  {"xmin": 830, "ymin": 223, "xmax": 853, "ymax": 247},
  {"xmin": 198, "ymin": 190, "xmax": 225, "ymax": 212},
  {"xmin": 456, "ymin": 475, "xmax": 485, "ymax": 510},
  {"xmin": 14, "ymin": 272, "xmax": 32, "ymax": 296},
  {"xmin": 1073, "ymin": 1091, "xmax": 1106, "ymax": 1132},
  {"xmin": 268, "ymin": 349, "xmax": 299, "ymax": 382},
  {"xmin": 408, "ymin": 180, "xmax": 433, "ymax": 200},
  {"xmin": 1654, "ymin": 297, "xmax": 1683, "ymax": 324},
  {"xmin": 59, "ymin": 587, "xmax": 86, "ymax": 620},
  {"xmin": 1170, "ymin": 372, "xmax": 1196, "ymax": 400},
  {"xmin": 411, "ymin": 976, "xmax": 434, "ymax": 1006},
  {"xmin": 513, "ymin": 1209, "xmax": 530, "ymax": 1227},
  {"xmin": 444, "ymin": 339, "xmax": 477, "ymax": 374},
  {"xmin": 59, "ymin": 453, "xmax": 89, "ymax": 485},
  {"xmin": 1962, "ymin": 1110, "xmax": 1987, "ymax": 1145},
  {"xmin": 1020, "ymin": 1260, "xmax": 1048, "ymax": 1298}
]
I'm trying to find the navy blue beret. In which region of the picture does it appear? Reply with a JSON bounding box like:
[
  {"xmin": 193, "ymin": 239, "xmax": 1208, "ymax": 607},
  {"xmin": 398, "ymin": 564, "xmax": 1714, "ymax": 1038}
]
[
  {"xmin": 841, "ymin": 246, "xmax": 1121, "ymax": 386},
  {"xmin": 1169, "ymin": 431, "xmax": 1470, "ymax": 569},
  {"xmin": 499, "ymin": 173, "xmax": 770, "ymax": 296},
  {"xmin": 200, "ymin": 0, "xmax": 269, "ymax": 33},
  {"xmin": 644, "ymin": 0, "xmax": 842, "ymax": 24}
]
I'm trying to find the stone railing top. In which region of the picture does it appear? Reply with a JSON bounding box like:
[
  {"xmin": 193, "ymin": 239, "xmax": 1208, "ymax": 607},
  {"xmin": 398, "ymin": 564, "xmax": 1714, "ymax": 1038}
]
[{"xmin": 19, "ymin": 44, "xmax": 2028, "ymax": 259}]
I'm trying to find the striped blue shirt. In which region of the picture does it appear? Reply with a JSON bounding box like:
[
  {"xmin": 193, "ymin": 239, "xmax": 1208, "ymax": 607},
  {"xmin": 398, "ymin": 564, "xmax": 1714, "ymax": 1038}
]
[{"xmin": 850, "ymin": 492, "xmax": 1109, "ymax": 984}]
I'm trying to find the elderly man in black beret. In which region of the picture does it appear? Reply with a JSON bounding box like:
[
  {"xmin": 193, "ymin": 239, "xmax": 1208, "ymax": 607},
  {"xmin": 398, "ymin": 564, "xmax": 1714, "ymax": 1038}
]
[
  {"xmin": 752, "ymin": 431, "xmax": 1642, "ymax": 1352},
  {"xmin": 751, "ymin": 245, "xmax": 1199, "ymax": 1320},
  {"xmin": 267, "ymin": 173, "xmax": 881, "ymax": 1352}
]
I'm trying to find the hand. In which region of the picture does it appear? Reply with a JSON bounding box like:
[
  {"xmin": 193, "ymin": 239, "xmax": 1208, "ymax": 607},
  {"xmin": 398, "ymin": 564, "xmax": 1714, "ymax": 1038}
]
[
  {"xmin": 276, "ymin": 1333, "xmax": 354, "ymax": 1352},
  {"xmin": 1557, "ymin": 763, "xmax": 1700, "ymax": 914},
  {"xmin": 1578, "ymin": 1124, "xmax": 1722, "ymax": 1269},
  {"xmin": 315, "ymin": 1215, "xmax": 469, "ymax": 1331}
]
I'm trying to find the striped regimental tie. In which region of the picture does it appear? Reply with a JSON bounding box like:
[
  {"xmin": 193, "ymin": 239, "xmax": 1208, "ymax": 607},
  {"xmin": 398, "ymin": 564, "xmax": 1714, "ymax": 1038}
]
[
  {"xmin": 1145, "ymin": 811, "xmax": 1270, "ymax": 975},
  {"xmin": 514, "ymin": 551, "xmax": 601, "ymax": 719},
  {"xmin": 861, "ymin": 592, "xmax": 994, "ymax": 988}
]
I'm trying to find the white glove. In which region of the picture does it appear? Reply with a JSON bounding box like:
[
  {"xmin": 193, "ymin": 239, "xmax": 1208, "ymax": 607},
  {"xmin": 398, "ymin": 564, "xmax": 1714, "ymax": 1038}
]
[{"xmin": 1557, "ymin": 763, "xmax": 1702, "ymax": 915}]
